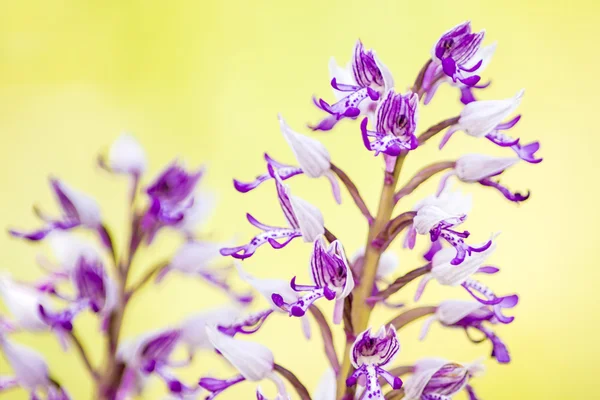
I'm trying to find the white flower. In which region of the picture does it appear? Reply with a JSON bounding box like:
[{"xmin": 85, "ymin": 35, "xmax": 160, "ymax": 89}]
[
  {"xmin": 45, "ymin": 231, "xmax": 100, "ymax": 271},
  {"xmin": 289, "ymin": 192, "xmax": 325, "ymax": 242},
  {"xmin": 0, "ymin": 276, "xmax": 48, "ymax": 331},
  {"xmin": 431, "ymin": 238, "xmax": 497, "ymax": 286},
  {"xmin": 108, "ymin": 134, "xmax": 148, "ymax": 176},
  {"xmin": 419, "ymin": 300, "xmax": 484, "ymax": 340},
  {"xmin": 179, "ymin": 306, "xmax": 243, "ymax": 351},
  {"xmin": 53, "ymin": 179, "xmax": 102, "ymax": 227},
  {"xmin": 0, "ymin": 335, "xmax": 50, "ymax": 391},
  {"xmin": 236, "ymin": 264, "xmax": 298, "ymax": 310},
  {"xmin": 455, "ymin": 154, "xmax": 519, "ymax": 182},
  {"xmin": 206, "ymin": 326, "xmax": 274, "ymax": 381},
  {"xmin": 169, "ymin": 241, "xmax": 224, "ymax": 275},
  {"xmin": 278, "ymin": 115, "xmax": 331, "ymax": 178},
  {"xmin": 457, "ymin": 89, "xmax": 524, "ymax": 137}
]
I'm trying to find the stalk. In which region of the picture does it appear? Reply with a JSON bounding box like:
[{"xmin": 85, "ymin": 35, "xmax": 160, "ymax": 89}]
[{"xmin": 335, "ymin": 155, "xmax": 406, "ymax": 399}]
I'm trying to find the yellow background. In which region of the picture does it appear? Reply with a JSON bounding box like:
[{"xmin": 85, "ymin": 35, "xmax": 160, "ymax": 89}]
[{"xmin": 0, "ymin": 0, "xmax": 596, "ymax": 399}]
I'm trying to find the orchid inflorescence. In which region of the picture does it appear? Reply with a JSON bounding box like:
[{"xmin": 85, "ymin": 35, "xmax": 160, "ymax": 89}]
[{"xmin": 1, "ymin": 20, "xmax": 539, "ymax": 400}]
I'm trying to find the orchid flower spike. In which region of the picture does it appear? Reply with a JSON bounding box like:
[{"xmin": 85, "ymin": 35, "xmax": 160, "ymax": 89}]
[
  {"xmin": 414, "ymin": 239, "xmax": 519, "ymax": 326},
  {"xmin": 422, "ymin": 41, "xmax": 497, "ymax": 105},
  {"xmin": 159, "ymin": 241, "xmax": 253, "ymax": 304},
  {"xmin": 420, "ymin": 300, "xmax": 512, "ymax": 364},
  {"xmin": 438, "ymin": 154, "xmax": 529, "ymax": 203},
  {"xmin": 412, "ymin": 188, "xmax": 492, "ymax": 265},
  {"xmin": 440, "ymin": 89, "xmax": 542, "ymax": 164},
  {"xmin": 310, "ymin": 40, "xmax": 393, "ymax": 131},
  {"xmin": 217, "ymin": 264, "xmax": 311, "ymax": 339},
  {"xmin": 432, "ymin": 21, "xmax": 486, "ymax": 88},
  {"xmin": 346, "ymin": 326, "xmax": 403, "ymax": 399},
  {"xmin": 141, "ymin": 161, "xmax": 208, "ymax": 243},
  {"xmin": 404, "ymin": 357, "xmax": 484, "ymax": 400},
  {"xmin": 10, "ymin": 179, "xmax": 102, "ymax": 242},
  {"xmin": 221, "ymin": 165, "xmax": 324, "ymax": 260},
  {"xmin": 361, "ymin": 90, "xmax": 419, "ymax": 157},
  {"xmin": 118, "ymin": 328, "xmax": 197, "ymax": 397},
  {"xmin": 0, "ymin": 334, "xmax": 71, "ymax": 399},
  {"xmin": 199, "ymin": 327, "xmax": 289, "ymax": 400},
  {"xmin": 233, "ymin": 115, "xmax": 341, "ymax": 203},
  {"xmin": 271, "ymin": 235, "xmax": 354, "ymax": 323}
]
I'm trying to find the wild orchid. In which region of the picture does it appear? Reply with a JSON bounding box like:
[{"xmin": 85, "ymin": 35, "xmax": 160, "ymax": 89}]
[{"xmin": 2, "ymin": 21, "xmax": 539, "ymax": 400}]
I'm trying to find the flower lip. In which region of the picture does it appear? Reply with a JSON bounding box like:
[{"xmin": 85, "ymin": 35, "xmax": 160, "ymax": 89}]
[{"xmin": 351, "ymin": 325, "xmax": 400, "ymax": 368}]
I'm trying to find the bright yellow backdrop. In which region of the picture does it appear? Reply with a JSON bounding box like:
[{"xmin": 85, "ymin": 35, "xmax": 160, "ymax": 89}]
[{"xmin": 0, "ymin": 1, "xmax": 596, "ymax": 399}]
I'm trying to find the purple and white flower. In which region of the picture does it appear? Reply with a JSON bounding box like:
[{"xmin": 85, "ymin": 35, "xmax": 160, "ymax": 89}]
[
  {"xmin": 310, "ymin": 40, "xmax": 393, "ymax": 131},
  {"xmin": 234, "ymin": 115, "xmax": 341, "ymax": 203},
  {"xmin": 271, "ymin": 235, "xmax": 354, "ymax": 323},
  {"xmin": 218, "ymin": 264, "xmax": 311, "ymax": 338},
  {"xmin": 0, "ymin": 275, "xmax": 83, "ymax": 348},
  {"xmin": 346, "ymin": 326, "xmax": 403, "ymax": 399},
  {"xmin": 198, "ymin": 327, "xmax": 289, "ymax": 399},
  {"xmin": 420, "ymin": 300, "xmax": 512, "ymax": 364},
  {"xmin": 221, "ymin": 165, "xmax": 324, "ymax": 260},
  {"xmin": 0, "ymin": 334, "xmax": 71, "ymax": 399},
  {"xmin": 414, "ymin": 240, "xmax": 518, "ymax": 325},
  {"xmin": 71, "ymin": 256, "xmax": 118, "ymax": 317},
  {"xmin": 404, "ymin": 357, "xmax": 484, "ymax": 400},
  {"xmin": 118, "ymin": 328, "xmax": 197, "ymax": 397},
  {"xmin": 10, "ymin": 179, "xmax": 102, "ymax": 242},
  {"xmin": 141, "ymin": 161, "xmax": 207, "ymax": 242},
  {"xmin": 440, "ymin": 90, "xmax": 542, "ymax": 164},
  {"xmin": 412, "ymin": 189, "xmax": 492, "ymax": 265},
  {"xmin": 423, "ymin": 42, "xmax": 497, "ymax": 105},
  {"xmin": 361, "ymin": 90, "xmax": 419, "ymax": 156},
  {"xmin": 431, "ymin": 21, "xmax": 485, "ymax": 87},
  {"xmin": 438, "ymin": 154, "xmax": 529, "ymax": 203}
]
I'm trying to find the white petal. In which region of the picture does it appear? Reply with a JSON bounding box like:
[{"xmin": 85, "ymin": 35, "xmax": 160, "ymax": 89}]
[
  {"xmin": 459, "ymin": 89, "xmax": 524, "ymax": 137},
  {"xmin": 278, "ymin": 115, "xmax": 331, "ymax": 178},
  {"xmin": 470, "ymin": 42, "xmax": 497, "ymax": 74},
  {"xmin": 176, "ymin": 190, "xmax": 217, "ymax": 234},
  {"xmin": 170, "ymin": 241, "xmax": 223, "ymax": 274},
  {"xmin": 351, "ymin": 248, "xmax": 399, "ymax": 279},
  {"xmin": 0, "ymin": 336, "xmax": 49, "ymax": 389},
  {"xmin": 463, "ymin": 358, "xmax": 486, "ymax": 377},
  {"xmin": 289, "ymin": 195, "xmax": 325, "ymax": 242},
  {"xmin": 0, "ymin": 276, "xmax": 48, "ymax": 331},
  {"xmin": 46, "ymin": 231, "xmax": 100, "ymax": 271},
  {"xmin": 403, "ymin": 358, "xmax": 448, "ymax": 400},
  {"xmin": 313, "ymin": 368, "xmax": 336, "ymax": 400},
  {"xmin": 413, "ymin": 206, "xmax": 455, "ymax": 235},
  {"xmin": 54, "ymin": 180, "xmax": 102, "ymax": 227},
  {"xmin": 206, "ymin": 326, "xmax": 274, "ymax": 381},
  {"xmin": 413, "ymin": 187, "xmax": 472, "ymax": 217},
  {"xmin": 328, "ymin": 57, "xmax": 355, "ymax": 101},
  {"xmin": 455, "ymin": 154, "xmax": 519, "ymax": 182},
  {"xmin": 180, "ymin": 306, "xmax": 243, "ymax": 350},
  {"xmin": 431, "ymin": 239, "xmax": 497, "ymax": 286},
  {"xmin": 108, "ymin": 134, "xmax": 148, "ymax": 175},
  {"xmin": 236, "ymin": 263, "xmax": 298, "ymax": 309},
  {"xmin": 373, "ymin": 51, "xmax": 394, "ymax": 91},
  {"xmin": 436, "ymin": 300, "xmax": 484, "ymax": 325}
]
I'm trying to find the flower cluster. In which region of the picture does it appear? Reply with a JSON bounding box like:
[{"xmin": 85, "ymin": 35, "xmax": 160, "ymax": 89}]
[{"xmin": 1, "ymin": 20, "xmax": 539, "ymax": 400}]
